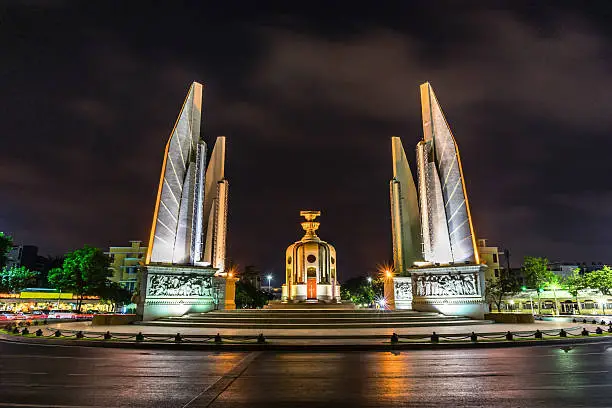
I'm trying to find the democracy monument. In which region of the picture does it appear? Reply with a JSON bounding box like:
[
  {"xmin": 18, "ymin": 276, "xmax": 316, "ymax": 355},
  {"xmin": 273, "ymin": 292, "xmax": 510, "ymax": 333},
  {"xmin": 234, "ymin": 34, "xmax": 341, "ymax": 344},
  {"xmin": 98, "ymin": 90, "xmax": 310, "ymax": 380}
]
[
  {"xmin": 282, "ymin": 211, "xmax": 341, "ymax": 303},
  {"xmin": 135, "ymin": 79, "xmax": 487, "ymax": 324},
  {"xmin": 137, "ymin": 82, "xmax": 233, "ymax": 321},
  {"xmin": 388, "ymin": 82, "xmax": 487, "ymax": 319}
]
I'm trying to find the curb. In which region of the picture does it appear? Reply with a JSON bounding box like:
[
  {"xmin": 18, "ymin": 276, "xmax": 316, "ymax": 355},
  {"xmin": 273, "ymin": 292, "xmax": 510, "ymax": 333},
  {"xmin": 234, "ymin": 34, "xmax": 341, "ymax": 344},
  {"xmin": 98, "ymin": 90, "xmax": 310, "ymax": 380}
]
[{"xmin": 2, "ymin": 332, "xmax": 612, "ymax": 352}]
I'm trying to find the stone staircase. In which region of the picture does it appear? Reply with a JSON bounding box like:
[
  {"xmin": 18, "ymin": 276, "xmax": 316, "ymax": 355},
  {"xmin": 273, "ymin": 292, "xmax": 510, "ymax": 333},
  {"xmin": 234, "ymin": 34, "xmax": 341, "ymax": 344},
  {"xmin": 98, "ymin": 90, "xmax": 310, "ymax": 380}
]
[{"xmin": 141, "ymin": 309, "xmax": 491, "ymax": 329}]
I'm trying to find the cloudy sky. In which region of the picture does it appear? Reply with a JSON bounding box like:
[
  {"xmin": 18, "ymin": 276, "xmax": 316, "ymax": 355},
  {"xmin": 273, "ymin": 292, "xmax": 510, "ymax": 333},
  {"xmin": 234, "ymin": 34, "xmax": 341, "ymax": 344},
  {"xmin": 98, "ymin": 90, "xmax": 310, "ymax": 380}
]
[{"xmin": 2, "ymin": 1, "xmax": 612, "ymax": 279}]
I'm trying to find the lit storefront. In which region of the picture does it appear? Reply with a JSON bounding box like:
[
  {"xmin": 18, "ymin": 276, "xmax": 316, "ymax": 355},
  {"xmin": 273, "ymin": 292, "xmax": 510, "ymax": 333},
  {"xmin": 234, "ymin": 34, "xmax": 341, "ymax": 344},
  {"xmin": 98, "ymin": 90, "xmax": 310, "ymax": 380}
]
[{"xmin": 0, "ymin": 289, "xmax": 112, "ymax": 312}]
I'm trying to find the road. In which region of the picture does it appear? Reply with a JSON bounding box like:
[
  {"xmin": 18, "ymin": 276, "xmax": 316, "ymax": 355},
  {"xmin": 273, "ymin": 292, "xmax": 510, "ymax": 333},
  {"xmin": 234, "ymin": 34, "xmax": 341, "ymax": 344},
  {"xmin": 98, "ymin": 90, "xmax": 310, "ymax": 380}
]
[{"xmin": 1, "ymin": 340, "xmax": 612, "ymax": 407}]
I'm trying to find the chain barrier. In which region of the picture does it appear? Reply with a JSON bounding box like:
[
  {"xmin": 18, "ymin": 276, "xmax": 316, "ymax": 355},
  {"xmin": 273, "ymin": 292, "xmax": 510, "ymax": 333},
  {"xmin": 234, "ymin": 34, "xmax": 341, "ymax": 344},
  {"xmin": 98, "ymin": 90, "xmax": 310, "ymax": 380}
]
[{"xmin": 3, "ymin": 322, "xmax": 612, "ymax": 346}]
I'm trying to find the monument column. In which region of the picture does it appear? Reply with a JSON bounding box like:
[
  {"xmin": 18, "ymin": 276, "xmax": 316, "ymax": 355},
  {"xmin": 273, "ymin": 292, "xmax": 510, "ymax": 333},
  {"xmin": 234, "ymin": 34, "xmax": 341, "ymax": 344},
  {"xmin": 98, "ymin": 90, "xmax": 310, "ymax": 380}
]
[
  {"xmin": 383, "ymin": 270, "xmax": 396, "ymax": 310},
  {"xmin": 138, "ymin": 81, "xmax": 231, "ymax": 320},
  {"xmin": 224, "ymin": 275, "xmax": 238, "ymax": 310}
]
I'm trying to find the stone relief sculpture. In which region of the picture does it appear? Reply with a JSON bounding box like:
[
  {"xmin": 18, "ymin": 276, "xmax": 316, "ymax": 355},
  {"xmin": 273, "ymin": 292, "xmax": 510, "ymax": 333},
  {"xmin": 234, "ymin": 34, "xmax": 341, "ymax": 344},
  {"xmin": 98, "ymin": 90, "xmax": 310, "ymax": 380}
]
[
  {"xmin": 394, "ymin": 280, "xmax": 413, "ymax": 300},
  {"xmin": 413, "ymin": 273, "xmax": 478, "ymax": 297},
  {"xmin": 148, "ymin": 274, "xmax": 213, "ymax": 297}
]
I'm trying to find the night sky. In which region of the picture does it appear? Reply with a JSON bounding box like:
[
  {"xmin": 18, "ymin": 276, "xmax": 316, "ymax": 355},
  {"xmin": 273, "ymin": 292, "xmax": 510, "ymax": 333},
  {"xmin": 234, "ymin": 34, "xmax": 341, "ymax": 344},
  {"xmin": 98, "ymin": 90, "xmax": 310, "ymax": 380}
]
[{"xmin": 2, "ymin": 1, "xmax": 612, "ymax": 280}]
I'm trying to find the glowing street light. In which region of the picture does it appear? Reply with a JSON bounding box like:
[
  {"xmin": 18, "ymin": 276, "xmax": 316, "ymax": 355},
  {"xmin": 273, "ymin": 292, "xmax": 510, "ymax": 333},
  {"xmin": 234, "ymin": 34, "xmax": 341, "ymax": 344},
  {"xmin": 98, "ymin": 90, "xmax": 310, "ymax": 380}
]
[
  {"xmin": 267, "ymin": 274, "xmax": 273, "ymax": 292},
  {"xmin": 367, "ymin": 277, "xmax": 372, "ymax": 283}
]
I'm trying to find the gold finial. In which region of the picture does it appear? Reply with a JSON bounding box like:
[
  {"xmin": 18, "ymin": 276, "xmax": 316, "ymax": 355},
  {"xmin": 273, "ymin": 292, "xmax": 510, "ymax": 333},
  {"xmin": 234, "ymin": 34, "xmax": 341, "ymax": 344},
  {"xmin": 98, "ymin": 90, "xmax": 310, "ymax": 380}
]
[
  {"xmin": 300, "ymin": 210, "xmax": 321, "ymax": 240},
  {"xmin": 300, "ymin": 210, "xmax": 321, "ymax": 221}
]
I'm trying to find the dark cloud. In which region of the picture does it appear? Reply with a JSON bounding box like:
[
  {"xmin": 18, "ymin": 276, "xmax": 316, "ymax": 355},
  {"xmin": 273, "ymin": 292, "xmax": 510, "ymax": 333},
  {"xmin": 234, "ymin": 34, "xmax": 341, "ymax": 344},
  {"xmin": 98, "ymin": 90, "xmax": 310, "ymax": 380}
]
[{"xmin": 2, "ymin": 3, "xmax": 612, "ymax": 276}]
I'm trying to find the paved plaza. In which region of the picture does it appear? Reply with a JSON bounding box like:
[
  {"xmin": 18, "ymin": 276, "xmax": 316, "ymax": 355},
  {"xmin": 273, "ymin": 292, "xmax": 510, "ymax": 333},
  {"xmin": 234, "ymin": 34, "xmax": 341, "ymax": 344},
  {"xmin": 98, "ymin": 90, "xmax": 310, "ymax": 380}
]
[{"xmin": 2, "ymin": 338, "xmax": 612, "ymax": 407}]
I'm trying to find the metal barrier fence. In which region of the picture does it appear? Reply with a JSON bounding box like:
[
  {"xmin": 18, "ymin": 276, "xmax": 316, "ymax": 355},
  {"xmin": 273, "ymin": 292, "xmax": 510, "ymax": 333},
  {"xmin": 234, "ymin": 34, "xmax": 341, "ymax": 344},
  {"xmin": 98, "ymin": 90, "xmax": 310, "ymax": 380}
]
[{"xmin": 2, "ymin": 320, "xmax": 612, "ymax": 345}]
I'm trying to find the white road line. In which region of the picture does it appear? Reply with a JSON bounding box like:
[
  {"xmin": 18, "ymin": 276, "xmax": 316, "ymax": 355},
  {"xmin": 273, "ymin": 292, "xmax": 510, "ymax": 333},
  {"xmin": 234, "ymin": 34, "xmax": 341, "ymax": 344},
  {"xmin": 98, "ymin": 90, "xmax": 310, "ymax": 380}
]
[{"xmin": 183, "ymin": 351, "xmax": 262, "ymax": 408}]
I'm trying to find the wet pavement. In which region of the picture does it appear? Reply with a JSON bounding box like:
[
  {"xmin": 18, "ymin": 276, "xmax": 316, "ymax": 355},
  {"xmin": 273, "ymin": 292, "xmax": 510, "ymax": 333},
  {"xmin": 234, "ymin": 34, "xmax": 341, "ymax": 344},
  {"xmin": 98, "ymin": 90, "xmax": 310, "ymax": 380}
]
[{"xmin": 1, "ymin": 339, "xmax": 612, "ymax": 407}]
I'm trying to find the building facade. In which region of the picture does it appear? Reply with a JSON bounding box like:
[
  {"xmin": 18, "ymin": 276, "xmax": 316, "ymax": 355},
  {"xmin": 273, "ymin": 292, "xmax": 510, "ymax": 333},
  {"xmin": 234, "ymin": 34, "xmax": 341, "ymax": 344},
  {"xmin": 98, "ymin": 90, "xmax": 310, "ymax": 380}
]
[
  {"xmin": 477, "ymin": 239, "xmax": 501, "ymax": 281},
  {"xmin": 6, "ymin": 245, "xmax": 39, "ymax": 271},
  {"xmin": 107, "ymin": 241, "xmax": 147, "ymax": 292},
  {"xmin": 241, "ymin": 265, "xmax": 262, "ymax": 290}
]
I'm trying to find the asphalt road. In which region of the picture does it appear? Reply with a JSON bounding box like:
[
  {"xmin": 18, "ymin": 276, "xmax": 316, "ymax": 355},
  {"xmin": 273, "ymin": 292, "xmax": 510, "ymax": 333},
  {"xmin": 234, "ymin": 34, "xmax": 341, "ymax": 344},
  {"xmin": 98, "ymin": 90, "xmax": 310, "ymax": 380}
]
[{"xmin": 1, "ymin": 340, "xmax": 612, "ymax": 407}]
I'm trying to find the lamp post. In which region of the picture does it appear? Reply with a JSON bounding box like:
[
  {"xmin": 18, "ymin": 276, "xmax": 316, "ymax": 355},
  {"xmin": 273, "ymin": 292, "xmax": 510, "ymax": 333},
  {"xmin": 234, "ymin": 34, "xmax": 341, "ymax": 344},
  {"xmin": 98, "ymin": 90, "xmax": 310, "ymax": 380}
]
[
  {"xmin": 367, "ymin": 277, "xmax": 372, "ymax": 284},
  {"xmin": 267, "ymin": 274, "xmax": 272, "ymax": 292}
]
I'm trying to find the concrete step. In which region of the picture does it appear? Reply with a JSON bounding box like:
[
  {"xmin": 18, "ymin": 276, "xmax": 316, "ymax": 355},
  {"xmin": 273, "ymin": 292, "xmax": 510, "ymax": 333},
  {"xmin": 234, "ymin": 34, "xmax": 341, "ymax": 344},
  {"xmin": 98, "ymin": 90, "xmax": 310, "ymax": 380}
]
[
  {"xmin": 140, "ymin": 319, "xmax": 489, "ymax": 329},
  {"xmin": 162, "ymin": 317, "xmax": 471, "ymax": 325},
  {"xmin": 189, "ymin": 310, "xmax": 446, "ymax": 319}
]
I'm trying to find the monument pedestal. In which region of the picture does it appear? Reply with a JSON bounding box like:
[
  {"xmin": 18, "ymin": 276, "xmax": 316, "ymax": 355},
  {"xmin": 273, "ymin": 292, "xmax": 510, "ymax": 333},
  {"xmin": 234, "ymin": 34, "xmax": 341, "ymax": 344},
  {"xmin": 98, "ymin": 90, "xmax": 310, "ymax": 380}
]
[
  {"xmin": 138, "ymin": 264, "xmax": 228, "ymax": 321},
  {"xmin": 392, "ymin": 276, "xmax": 413, "ymax": 310},
  {"xmin": 407, "ymin": 264, "xmax": 487, "ymax": 319}
]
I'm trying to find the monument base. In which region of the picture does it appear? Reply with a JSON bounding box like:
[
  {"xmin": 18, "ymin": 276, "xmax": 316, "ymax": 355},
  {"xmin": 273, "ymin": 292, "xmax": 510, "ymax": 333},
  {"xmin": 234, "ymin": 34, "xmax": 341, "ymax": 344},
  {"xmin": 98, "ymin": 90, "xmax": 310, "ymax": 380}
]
[
  {"xmin": 409, "ymin": 264, "xmax": 487, "ymax": 319},
  {"xmin": 392, "ymin": 264, "xmax": 488, "ymax": 319},
  {"xmin": 137, "ymin": 264, "xmax": 227, "ymax": 321},
  {"xmin": 392, "ymin": 276, "xmax": 413, "ymax": 310}
]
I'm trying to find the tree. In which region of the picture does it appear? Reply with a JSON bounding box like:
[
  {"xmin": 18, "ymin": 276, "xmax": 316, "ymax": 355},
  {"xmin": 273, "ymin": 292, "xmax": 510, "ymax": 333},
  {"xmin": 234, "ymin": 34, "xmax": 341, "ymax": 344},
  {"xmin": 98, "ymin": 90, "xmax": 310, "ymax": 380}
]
[
  {"xmin": 340, "ymin": 276, "xmax": 383, "ymax": 306},
  {"xmin": 564, "ymin": 268, "xmax": 585, "ymax": 314},
  {"xmin": 0, "ymin": 265, "xmax": 38, "ymax": 293},
  {"xmin": 485, "ymin": 274, "xmax": 521, "ymax": 312},
  {"xmin": 38, "ymin": 255, "xmax": 64, "ymax": 288},
  {"xmin": 99, "ymin": 282, "xmax": 133, "ymax": 312},
  {"xmin": 523, "ymin": 256, "xmax": 555, "ymax": 314},
  {"xmin": 584, "ymin": 266, "xmax": 612, "ymax": 315},
  {"xmin": 235, "ymin": 280, "xmax": 270, "ymax": 309},
  {"xmin": 0, "ymin": 232, "xmax": 13, "ymax": 268},
  {"xmin": 48, "ymin": 245, "xmax": 112, "ymax": 311}
]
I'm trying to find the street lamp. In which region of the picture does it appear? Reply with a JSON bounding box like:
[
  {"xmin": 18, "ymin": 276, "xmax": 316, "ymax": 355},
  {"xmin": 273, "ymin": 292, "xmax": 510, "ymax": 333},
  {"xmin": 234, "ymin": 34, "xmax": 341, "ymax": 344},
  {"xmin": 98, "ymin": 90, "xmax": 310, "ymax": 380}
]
[
  {"xmin": 267, "ymin": 274, "xmax": 272, "ymax": 292},
  {"xmin": 367, "ymin": 277, "xmax": 372, "ymax": 283}
]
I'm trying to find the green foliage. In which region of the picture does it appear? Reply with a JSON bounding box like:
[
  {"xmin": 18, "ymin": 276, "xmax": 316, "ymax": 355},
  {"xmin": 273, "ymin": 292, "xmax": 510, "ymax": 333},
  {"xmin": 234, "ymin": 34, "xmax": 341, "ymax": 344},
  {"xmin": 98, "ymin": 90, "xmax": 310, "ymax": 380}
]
[
  {"xmin": 235, "ymin": 280, "xmax": 270, "ymax": 309},
  {"xmin": 564, "ymin": 268, "xmax": 585, "ymax": 297},
  {"xmin": 485, "ymin": 274, "xmax": 521, "ymax": 311},
  {"xmin": 48, "ymin": 245, "xmax": 112, "ymax": 310},
  {"xmin": 523, "ymin": 256, "xmax": 555, "ymax": 291},
  {"xmin": 340, "ymin": 276, "xmax": 383, "ymax": 306},
  {"xmin": 0, "ymin": 265, "xmax": 38, "ymax": 293},
  {"xmin": 0, "ymin": 232, "xmax": 13, "ymax": 268},
  {"xmin": 584, "ymin": 266, "xmax": 612, "ymax": 296},
  {"xmin": 99, "ymin": 281, "xmax": 133, "ymax": 311}
]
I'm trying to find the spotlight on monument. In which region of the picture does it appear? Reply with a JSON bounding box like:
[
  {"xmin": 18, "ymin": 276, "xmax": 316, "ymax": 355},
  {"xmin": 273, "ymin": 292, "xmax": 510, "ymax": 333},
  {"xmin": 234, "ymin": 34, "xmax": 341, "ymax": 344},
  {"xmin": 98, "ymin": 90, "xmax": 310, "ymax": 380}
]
[
  {"xmin": 376, "ymin": 296, "xmax": 387, "ymax": 309},
  {"xmin": 377, "ymin": 263, "xmax": 394, "ymax": 278}
]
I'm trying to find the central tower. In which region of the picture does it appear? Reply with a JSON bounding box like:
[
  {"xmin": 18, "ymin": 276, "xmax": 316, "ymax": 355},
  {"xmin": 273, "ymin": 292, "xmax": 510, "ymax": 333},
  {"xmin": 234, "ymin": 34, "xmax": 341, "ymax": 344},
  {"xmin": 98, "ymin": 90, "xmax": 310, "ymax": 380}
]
[{"xmin": 282, "ymin": 211, "xmax": 341, "ymax": 303}]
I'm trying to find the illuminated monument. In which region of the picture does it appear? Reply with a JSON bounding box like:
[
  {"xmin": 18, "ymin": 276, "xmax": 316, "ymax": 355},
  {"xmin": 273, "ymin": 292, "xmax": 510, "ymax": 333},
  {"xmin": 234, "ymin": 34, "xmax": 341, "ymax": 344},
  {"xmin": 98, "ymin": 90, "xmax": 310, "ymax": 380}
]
[
  {"xmin": 138, "ymin": 82, "xmax": 233, "ymax": 320},
  {"xmin": 389, "ymin": 82, "xmax": 486, "ymax": 318},
  {"xmin": 282, "ymin": 211, "xmax": 341, "ymax": 303}
]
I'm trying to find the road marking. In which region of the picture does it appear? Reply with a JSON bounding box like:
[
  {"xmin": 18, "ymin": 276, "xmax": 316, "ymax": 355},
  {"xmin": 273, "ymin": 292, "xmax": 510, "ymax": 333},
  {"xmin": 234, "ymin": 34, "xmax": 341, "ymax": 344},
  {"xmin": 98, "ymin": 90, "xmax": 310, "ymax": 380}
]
[{"xmin": 183, "ymin": 351, "xmax": 262, "ymax": 408}]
